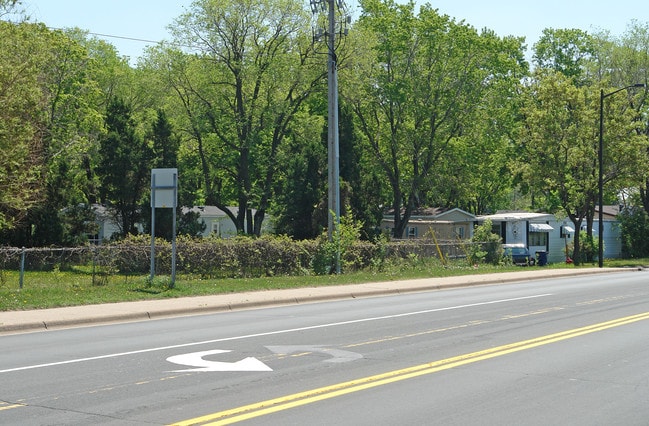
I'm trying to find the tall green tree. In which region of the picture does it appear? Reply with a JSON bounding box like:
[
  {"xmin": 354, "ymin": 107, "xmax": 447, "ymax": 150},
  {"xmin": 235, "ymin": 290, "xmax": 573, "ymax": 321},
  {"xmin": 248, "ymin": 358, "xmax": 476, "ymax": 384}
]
[
  {"xmin": 273, "ymin": 111, "xmax": 326, "ymax": 239},
  {"xmin": 30, "ymin": 28, "xmax": 105, "ymax": 245},
  {"xmin": 519, "ymin": 72, "xmax": 594, "ymax": 263},
  {"xmin": 0, "ymin": 21, "xmax": 48, "ymax": 235},
  {"xmin": 426, "ymin": 30, "xmax": 527, "ymax": 215},
  {"xmin": 273, "ymin": 94, "xmax": 384, "ymax": 240},
  {"xmin": 0, "ymin": 20, "xmax": 124, "ymax": 245},
  {"xmin": 595, "ymin": 21, "xmax": 649, "ymax": 214},
  {"xmin": 163, "ymin": 0, "xmax": 320, "ymax": 236},
  {"xmin": 98, "ymin": 98, "xmax": 153, "ymax": 236},
  {"xmin": 519, "ymin": 71, "xmax": 647, "ymax": 263},
  {"xmin": 339, "ymin": 103, "xmax": 386, "ymax": 239},
  {"xmin": 346, "ymin": 0, "xmax": 526, "ymax": 238}
]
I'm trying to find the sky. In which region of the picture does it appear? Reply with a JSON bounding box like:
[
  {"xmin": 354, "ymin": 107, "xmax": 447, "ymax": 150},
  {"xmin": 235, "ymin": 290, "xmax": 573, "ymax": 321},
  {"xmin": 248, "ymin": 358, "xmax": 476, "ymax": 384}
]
[{"xmin": 18, "ymin": 0, "xmax": 649, "ymax": 64}]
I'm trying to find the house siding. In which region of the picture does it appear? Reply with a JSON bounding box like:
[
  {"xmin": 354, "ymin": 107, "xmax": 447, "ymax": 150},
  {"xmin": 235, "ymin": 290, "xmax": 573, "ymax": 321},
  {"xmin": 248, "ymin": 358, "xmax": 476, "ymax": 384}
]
[
  {"xmin": 548, "ymin": 226, "xmax": 571, "ymax": 263},
  {"xmin": 381, "ymin": 208, "xmax": 476, "ymax": 240},
  {"xmin": 188, "ymin": 206, "xmax": 274, "ymax": 238},
  {"xmin": 596, "ymin": 220, "xmax": 622, "ymax": 259},
  {"xmin": 91, "ymin": 205, "xmax": 273, "ymax": 243}
]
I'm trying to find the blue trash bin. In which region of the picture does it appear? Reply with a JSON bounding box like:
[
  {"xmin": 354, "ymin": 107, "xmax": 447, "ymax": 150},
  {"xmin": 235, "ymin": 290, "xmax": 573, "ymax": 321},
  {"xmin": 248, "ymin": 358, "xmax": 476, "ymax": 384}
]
[{"xmin": 536, "ymin": 250, "xmax": 548, "ymax": 266}]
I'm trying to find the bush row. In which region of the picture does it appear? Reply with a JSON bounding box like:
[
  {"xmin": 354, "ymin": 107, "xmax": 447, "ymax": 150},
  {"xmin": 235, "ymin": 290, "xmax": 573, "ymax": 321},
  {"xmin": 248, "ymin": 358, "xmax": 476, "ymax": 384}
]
[
  {"xmin": 1, "ymin": 235, "xmax": 478, "ymax": 278},
  {"xmin": 108, "ymin": 234, "xmax": 384, "ymax": 277}
]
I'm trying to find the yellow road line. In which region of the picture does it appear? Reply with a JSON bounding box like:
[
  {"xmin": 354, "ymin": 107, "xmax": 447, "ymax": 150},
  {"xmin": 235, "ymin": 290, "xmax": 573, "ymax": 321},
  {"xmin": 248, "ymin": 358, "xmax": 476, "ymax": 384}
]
[
  {"xmin": 171, "ymin": 311, "xmax": 649, "ymax": 426},
  {"xmin": 0, "ymin": 403, "xmax": 25, "ymax": 412}
]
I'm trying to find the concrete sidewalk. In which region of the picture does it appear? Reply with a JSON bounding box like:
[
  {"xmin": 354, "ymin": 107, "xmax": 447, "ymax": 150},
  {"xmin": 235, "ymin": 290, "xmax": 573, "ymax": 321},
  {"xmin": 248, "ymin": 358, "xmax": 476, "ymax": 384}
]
[{"xmin": 0, "ymin": 268, "xmax": 633, "ymax": 334}]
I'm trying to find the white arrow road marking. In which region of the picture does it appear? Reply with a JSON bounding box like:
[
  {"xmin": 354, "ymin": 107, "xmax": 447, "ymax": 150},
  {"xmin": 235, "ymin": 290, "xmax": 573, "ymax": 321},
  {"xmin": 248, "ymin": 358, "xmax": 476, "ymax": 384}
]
[
  {"xmin": 266, "ymin": 345, "xmax": 363, "ymax": 363},
  {"xmin": 166, "ymin": 349, "xmax": 273, "ymax": 372}
]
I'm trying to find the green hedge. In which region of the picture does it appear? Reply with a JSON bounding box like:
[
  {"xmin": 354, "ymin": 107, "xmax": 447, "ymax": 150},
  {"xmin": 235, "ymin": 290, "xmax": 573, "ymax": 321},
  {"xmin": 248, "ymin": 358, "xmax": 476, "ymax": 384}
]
[{"xmin": 1, "ymin": 235, "xmax": 473, "ymax": 278}]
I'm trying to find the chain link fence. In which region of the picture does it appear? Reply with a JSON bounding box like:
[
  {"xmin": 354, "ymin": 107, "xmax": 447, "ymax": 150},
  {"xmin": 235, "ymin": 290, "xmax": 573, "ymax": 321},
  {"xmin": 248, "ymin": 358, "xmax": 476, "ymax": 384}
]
[{"xmin": 0, "ymin": 239, "xmax": 473, "ymax": 289}]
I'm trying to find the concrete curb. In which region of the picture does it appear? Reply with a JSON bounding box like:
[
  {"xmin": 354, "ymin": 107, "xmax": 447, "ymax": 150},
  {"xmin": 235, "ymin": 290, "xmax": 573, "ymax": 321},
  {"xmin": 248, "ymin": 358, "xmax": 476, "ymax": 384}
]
[{"xmin": 0, "ymin": 268, "xmax": 637, "ymax": 334}]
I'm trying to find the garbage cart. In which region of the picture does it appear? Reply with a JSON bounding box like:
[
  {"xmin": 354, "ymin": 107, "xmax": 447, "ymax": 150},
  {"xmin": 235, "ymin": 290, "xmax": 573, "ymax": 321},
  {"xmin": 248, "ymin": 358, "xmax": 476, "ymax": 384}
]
[{"xmin": 536, "ymin": 250, "xmax": 548, "ymax": 266}]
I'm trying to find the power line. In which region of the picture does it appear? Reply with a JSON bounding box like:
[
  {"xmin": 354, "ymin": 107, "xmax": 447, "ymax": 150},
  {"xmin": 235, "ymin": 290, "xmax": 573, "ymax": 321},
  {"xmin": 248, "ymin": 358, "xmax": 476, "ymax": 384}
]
[
  {"xmin": 47, "ymin": 26, "xmax": 164, "ymax": 45},
  {"xmin": 86, "ymin": 31, "xmax": 161, "ymax": 44},
  {"xmin": 48, "ymin": 26, "xmax": 197, "ymax": 51}
]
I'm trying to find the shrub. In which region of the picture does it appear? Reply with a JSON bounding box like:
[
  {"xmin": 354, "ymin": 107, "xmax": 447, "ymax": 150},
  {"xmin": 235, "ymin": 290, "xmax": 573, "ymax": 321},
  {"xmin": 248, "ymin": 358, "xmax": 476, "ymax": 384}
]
[
  {"xmin": 564, "ymin": 231, "xmax": 599, "ymax": 264},
  {"xmin": 619, "ymin": 207, "xmax": 649, "ymax": 258},
  {"xmin": 467, "ymin": 219, "xmax": 502, "ymax": 265},
  {"xmin": 311, "ymin": 212, "xmax": 375, "ymax": 275}
]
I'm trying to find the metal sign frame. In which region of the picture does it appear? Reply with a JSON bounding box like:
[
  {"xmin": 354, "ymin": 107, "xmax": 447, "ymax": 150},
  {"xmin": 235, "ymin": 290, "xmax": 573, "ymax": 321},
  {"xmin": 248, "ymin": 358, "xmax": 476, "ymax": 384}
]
[{"xmin": 150, "ymin": 168, "xmax": 178, "ymax": 285}]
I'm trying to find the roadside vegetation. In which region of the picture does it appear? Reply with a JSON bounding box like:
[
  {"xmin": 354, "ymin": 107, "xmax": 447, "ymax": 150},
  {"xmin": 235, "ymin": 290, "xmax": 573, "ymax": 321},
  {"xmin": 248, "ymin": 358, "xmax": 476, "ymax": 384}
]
[
  {"xmin": 0, "ymin": 255, "xmax": 608, "ymax": 312},
  {"xmin": 1, "ymin": 2, "xmax": 649, "ymax": 262},
  {"xmin": 1, "ymin": 1, "xmax": 649, "ymax": 312},
  {"xmin": 1, "ymin": 224, "xmax": 645, "ymax": 311}
]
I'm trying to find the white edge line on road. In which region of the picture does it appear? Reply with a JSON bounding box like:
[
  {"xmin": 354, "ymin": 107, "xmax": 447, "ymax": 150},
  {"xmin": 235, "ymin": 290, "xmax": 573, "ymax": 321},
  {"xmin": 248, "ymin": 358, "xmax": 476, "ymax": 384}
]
[{"xmin": 0, "ymin": 293, "xmax": 551, "ymax": 374}]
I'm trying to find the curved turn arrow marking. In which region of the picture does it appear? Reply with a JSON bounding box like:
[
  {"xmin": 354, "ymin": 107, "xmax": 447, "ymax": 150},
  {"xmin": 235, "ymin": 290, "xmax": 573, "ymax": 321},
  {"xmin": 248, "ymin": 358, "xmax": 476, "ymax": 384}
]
[{"xmin": 166, "ymin": 349, "xmax": 273, "ymax": 372}]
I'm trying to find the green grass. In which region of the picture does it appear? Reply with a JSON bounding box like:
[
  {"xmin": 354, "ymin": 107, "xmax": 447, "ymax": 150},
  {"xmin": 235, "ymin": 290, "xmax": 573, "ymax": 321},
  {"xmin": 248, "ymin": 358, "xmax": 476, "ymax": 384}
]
[
  {"xmin": 0, "ymin": 257, "xmax": 645, "ymax": 312},
  {"xmin": 600, "ymin": 258, "xmax": 649, "ymax": 268}
]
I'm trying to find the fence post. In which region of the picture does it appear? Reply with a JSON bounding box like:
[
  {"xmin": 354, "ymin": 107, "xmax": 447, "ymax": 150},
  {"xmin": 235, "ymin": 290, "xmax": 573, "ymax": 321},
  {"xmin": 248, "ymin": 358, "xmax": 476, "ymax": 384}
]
[
  {"xmin": 19, "ymin": 247, "xmax": 25, "ymax": 289},
  {"xmin": 92, "ymin": 246, "xmax": 96, "ymax": 286}
]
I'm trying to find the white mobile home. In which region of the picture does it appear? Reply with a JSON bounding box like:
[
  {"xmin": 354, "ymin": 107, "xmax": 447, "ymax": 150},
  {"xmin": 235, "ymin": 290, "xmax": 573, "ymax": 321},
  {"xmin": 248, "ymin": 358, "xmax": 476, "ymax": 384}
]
[
  {"xmin": 477, "ymin": 212, "xmax": 574, "ymax": 264},
  {"xmin": 478, "ymin": 208, "xmax": 623, "ymax": 263}
]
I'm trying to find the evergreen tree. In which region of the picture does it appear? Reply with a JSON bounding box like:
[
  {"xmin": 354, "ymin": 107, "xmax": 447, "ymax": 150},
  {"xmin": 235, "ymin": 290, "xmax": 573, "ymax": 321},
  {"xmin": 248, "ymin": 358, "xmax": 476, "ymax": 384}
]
[
  {"xmin": 273, "ymin": 125, "xmax": 325, "ymax": 240},
  {"xmin": 151, "ymin": 109, "xmax": 179, "ymax": 169},
  {"xmin": 98, "ymin": 98, "xmax": 153, "ymax": 237}
]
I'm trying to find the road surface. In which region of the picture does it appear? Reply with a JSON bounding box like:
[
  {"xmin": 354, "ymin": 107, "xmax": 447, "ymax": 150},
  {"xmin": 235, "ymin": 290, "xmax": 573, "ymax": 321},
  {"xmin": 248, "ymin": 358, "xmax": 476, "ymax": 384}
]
[{"xmin": 1, "ymin": 270, "xmax": 648, "ymax": 425}]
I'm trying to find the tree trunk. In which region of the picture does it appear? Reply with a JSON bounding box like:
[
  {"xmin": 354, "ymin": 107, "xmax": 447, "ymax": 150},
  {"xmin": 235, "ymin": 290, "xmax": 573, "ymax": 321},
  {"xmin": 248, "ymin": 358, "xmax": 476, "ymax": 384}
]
[{"xmin": 570, "ymin": 217, "xmax": 584, "ymax": 265}]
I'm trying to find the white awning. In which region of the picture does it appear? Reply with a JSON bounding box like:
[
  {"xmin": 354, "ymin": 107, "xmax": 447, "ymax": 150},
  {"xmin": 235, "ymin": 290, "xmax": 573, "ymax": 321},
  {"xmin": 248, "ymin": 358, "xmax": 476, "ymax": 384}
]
[
  {"xmin": 563, "ymin": 226, "xmax": 575, "ymax": 234},
  {"xmin": 529, "ymin": 223, "xmax": 554, "ymax": 232}
]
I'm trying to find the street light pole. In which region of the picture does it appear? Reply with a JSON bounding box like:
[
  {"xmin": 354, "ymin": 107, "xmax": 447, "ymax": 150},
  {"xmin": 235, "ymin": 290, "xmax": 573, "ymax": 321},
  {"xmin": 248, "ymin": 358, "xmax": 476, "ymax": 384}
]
[
  {"xmin": 326, "ymin": 0, "xmax": 341, "ymax": 274},
  {"xmin": 310, "ymin": 0, "xmax": 349, "ymax": 274},
  {"xmin": 598, "ymin": 83, "xmax": 645, "ymax": 268}
]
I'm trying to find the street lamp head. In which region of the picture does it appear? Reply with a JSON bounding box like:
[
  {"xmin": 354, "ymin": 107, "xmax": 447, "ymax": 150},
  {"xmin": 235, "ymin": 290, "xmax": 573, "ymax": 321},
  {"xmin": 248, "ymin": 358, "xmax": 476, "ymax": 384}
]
[{"xmin": 602, "ymin": 83, "xmax": 646, "ymax": 99}]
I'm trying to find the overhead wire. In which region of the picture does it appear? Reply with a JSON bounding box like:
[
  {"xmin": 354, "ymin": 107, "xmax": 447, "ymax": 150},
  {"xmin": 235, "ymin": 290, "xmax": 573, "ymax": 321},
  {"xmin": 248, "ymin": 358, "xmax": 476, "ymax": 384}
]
[{"xmin": 47, "ymin": 26, "xmax": 198, "ymax": 51}]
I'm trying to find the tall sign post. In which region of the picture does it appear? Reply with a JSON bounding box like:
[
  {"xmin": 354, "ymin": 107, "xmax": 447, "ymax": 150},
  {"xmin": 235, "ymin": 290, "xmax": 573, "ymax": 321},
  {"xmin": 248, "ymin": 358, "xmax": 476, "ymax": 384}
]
[{"xmin": 150, "ymin": 168, "xmax": 178, "ymax": 286}]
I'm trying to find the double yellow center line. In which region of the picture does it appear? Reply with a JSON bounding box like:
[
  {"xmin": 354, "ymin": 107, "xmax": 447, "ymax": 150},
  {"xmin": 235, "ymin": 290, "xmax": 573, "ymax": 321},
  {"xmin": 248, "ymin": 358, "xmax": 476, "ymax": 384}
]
[{"xmin": 172, "ymin": 311, "xmax": 649, "ymax": 425}]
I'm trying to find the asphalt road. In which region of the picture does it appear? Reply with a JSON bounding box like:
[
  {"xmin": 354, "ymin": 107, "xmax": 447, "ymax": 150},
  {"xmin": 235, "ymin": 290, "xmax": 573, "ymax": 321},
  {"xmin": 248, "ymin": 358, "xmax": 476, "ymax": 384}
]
[{"xmin": 1, "ymin": 270, "xmax": 649, "ymax": 425}]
